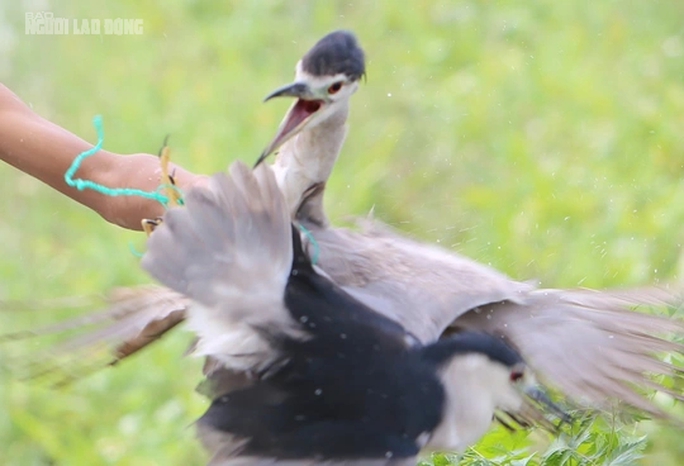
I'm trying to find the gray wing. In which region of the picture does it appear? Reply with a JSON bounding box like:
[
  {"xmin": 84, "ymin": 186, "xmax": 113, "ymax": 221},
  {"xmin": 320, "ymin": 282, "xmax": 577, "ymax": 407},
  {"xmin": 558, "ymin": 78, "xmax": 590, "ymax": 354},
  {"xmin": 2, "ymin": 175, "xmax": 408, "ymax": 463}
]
[
  {"xmin": 0, "ymin": 285, "xmax": 187, "ymax": 385},
  {"xmin": 306, "ymin": 218, "xmax": 532, "ymax": 343},
  {"xmin": 2, "ymin": 163, "xmax": 299, "ymax": 381},
  {"xmin": 306, "ymin": 218, "xmax": 684, "ymax": 416},
  {"xmin": 102, "ymin": 286, "xmax": 187, "ymax": 362},
  {"xmin": 142, "ymin": 161, "xmax": 301, "ymax": 374},
  {"xmin": 54, "ymin": 286, "xmax": 188, "ymax": 362},
  {"xmin": 456, "ymin": 287, "xmax": 684, "ymax": 417}
]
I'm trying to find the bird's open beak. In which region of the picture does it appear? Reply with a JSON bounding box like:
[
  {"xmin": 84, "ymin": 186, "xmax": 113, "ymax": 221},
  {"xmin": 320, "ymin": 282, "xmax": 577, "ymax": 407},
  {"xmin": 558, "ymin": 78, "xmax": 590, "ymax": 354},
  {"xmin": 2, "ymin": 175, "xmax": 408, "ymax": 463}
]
[{"xmin": 254, "ymin": 82, "xmax": 327, "ymax": 167}]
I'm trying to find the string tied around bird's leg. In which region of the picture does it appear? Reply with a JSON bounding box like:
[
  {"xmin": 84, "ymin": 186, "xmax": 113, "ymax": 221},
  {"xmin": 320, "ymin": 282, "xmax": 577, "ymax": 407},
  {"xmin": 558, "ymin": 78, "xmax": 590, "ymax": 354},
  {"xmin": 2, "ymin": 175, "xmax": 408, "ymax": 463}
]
[{"xmin": 298, "ymin": 224, "xmax": 320, "ymax": 266}]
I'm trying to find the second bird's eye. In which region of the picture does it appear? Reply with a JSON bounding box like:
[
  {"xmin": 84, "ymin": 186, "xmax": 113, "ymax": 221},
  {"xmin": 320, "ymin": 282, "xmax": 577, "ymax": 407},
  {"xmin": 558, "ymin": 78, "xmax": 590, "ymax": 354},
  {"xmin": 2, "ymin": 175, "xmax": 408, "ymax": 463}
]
[
  {"xmin": 328, "ymin": 82, "xmax": 343, "ymax": 94},
  {"xmin": 510, "ymin": 370, "xmax": 524, "ymax": 382}
]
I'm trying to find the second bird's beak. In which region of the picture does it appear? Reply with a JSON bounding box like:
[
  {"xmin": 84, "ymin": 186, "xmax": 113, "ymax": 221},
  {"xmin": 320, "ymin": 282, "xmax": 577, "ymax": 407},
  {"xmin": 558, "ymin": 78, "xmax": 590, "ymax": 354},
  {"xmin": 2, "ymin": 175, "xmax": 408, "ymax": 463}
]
[
  {"xmin": 524, "ymin": 385, "xmax": 572, "ymax": 424},
  {"xmin": 254, "ymin": 82, "xmax": 326, "ymax": 167}
]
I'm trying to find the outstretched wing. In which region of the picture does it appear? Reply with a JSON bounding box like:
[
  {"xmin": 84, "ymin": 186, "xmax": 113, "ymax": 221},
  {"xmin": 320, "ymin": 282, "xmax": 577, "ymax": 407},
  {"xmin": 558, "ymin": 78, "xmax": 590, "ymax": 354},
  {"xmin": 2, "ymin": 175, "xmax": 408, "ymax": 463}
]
[
  {"xmin": 456, "ymin": 287, "xmax": 684, "ymax": 418},
  {"xmin": 303, "ymin": 217, "xmax": 684, "ymax": 419},
  {"xmin": 303, "ymin": 218, "xmax": 532, "ymax": 343},
  {"xmin": 0, "ymin": 285, "xmax": 187, "ymax": 385},
  {"xmin": 142, "ymin": 161, "xmax": 302, "ymax": 374}
]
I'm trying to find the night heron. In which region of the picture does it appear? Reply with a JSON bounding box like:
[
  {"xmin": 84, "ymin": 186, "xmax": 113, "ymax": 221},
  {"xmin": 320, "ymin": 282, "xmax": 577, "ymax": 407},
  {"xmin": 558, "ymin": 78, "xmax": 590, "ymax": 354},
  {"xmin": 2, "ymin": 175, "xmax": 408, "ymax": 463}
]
[
  {"xmin": 14, "ymin": 31, "xmax": 684, "ymax": 422},
  {"xmin": 255, "ymin": 30, "xmax": 684, "ymax": 417},
  {"xmin": 143, "ymin": 161, "xmax": 558, "ymax": 465}
]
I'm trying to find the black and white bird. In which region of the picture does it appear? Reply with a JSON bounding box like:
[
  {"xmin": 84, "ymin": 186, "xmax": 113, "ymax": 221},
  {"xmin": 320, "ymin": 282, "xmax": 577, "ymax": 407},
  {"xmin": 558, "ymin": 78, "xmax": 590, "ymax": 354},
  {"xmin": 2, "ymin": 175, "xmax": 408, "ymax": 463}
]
[{"xmin": 142, "ymin": 161, "xmax": 555, "ymax": 465}]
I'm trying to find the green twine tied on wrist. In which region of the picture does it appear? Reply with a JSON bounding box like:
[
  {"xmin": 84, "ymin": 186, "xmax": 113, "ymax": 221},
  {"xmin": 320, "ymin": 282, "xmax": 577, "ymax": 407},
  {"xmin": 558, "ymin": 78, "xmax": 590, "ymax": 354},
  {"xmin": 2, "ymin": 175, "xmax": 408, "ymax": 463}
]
[{"xmin": 64, "ymin": 115, "xmax": 172, "ymax": 207}]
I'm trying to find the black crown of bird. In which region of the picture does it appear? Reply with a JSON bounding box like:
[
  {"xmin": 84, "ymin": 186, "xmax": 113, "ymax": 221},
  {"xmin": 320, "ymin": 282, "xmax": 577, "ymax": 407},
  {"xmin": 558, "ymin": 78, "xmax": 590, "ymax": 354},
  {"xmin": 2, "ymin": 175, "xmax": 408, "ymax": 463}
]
[{"xmin": 3, "ymin": 29, "xmax": 684, "ymax": 463}]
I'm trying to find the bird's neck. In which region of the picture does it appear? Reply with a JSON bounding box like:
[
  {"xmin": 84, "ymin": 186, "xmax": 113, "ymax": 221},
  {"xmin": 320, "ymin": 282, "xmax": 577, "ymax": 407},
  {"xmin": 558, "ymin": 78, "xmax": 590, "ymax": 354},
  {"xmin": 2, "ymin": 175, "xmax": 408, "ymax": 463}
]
[
  {"xmin": 426, "ymin": 354, "xmax": 506, "ymax": 453},
  {"xmin": 272, "ymin": 102, "xmax": 349, "ymax": 226}
]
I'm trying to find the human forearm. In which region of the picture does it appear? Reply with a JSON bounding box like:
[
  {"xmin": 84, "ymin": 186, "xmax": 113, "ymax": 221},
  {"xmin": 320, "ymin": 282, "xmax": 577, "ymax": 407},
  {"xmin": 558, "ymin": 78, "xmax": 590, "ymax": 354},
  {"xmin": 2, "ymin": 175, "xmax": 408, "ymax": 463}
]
[{"xmin": 0, "ymin": 84, "xmax": 202, "ymax": 230}]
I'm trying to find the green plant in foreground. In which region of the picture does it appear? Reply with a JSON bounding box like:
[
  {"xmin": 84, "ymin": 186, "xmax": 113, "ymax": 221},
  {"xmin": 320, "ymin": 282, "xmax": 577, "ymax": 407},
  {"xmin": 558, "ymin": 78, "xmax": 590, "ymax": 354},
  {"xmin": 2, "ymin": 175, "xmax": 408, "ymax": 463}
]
[{"xmin": 421, "ymin": 412, "xmax": 649, "ymax": 466}]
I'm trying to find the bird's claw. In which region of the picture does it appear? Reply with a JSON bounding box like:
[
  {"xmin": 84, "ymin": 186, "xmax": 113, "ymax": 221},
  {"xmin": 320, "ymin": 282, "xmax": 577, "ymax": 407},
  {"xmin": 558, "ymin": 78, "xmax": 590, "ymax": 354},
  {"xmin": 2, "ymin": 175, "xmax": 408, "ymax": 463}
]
[{"xmin": 142, "ymin": 217, "xmax": 164, "ymax": 236}]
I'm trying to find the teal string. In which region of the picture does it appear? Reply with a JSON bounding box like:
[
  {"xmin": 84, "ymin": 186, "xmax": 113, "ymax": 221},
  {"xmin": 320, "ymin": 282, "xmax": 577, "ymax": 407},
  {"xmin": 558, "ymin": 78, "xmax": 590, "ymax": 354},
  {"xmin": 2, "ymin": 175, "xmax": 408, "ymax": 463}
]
[
  {"xmin": 64, "ymin": 115, "xmax": 171, "ymax": 206},
  {"xmin": 298, "ymin": 224, "xmax": 320, "ymax": 265},
  {"xmin": 127, "ymin": 242, "xmax": 144, "ymax": 258},
  {"xmin": 156, "ymin": 183, "xmax": 185, "ymax": 206}
]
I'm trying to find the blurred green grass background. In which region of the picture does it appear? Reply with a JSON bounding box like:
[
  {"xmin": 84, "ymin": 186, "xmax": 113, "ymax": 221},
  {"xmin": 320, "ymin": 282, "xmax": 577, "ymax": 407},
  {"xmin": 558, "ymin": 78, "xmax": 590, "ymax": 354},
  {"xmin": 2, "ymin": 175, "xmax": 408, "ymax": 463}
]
[{"xmin": 1, "ymin": 0, "xmax": 684, "ymax": 464}]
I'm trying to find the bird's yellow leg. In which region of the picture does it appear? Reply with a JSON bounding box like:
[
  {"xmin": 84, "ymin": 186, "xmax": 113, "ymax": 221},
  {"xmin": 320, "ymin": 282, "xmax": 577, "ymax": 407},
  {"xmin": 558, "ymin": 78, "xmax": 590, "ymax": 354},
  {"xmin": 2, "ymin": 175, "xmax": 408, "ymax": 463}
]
[
  {"xmin": 158, "ymin": 136, "xmax": 182, "ymax": 208},
  {"xmin": 141, "ymin": 136, "xmax": 184, "ymax": 236}
]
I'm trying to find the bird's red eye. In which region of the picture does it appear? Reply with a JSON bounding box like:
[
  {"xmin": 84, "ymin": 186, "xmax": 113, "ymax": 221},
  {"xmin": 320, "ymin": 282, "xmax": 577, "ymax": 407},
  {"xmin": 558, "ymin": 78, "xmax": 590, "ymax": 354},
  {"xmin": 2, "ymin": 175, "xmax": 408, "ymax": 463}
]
[
  {"xmin": 510, "ymin": 370, "xmax": 524, "ymax": 382},
  {"xmin": 328, "ymin": 82, "xmax": 343, "ymax": 94}
]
